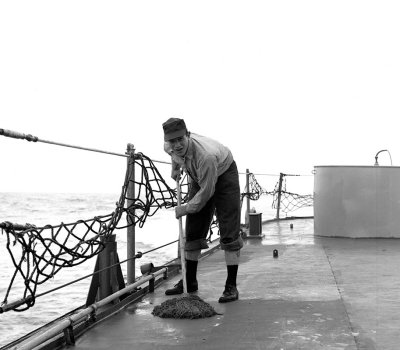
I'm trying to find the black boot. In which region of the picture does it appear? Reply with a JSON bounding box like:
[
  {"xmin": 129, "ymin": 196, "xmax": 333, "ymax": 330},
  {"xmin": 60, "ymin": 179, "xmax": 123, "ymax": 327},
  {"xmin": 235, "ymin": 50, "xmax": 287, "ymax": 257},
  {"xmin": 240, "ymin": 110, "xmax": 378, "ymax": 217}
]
[
  {"xmin": 165, "ymin": 260, "xmax": 198, "ymax": 295},
  {"xmin": 218, "ymin": 265, "xmax": 239, "ymax": 303},
  {"xmin": 218, "ymin": 284, "xmax": 239, "ymax": 303}
]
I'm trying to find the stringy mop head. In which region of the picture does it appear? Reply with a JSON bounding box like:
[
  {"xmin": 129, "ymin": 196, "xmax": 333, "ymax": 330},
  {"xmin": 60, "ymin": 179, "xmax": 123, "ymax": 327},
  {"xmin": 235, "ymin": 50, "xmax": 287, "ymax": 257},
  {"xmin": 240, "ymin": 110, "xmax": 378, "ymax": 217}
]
[{"xmin": 152, "ymin": 294, "xmax": 217, "ymax": 319}]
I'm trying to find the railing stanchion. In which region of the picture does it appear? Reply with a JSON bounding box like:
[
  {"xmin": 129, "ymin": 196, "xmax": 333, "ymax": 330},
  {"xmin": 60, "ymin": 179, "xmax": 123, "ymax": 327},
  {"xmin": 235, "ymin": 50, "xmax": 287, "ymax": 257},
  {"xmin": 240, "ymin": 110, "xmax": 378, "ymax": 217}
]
[
  {"xmin": 276, "ymin": 172, "xmax": 284, "ymax": 219},
  {"xmin": 246, "ymin": 168, "xmax": 250, "ymax": 227},
  {"xmin": 126, "ymin": 143, "xmax": 136, "ymax": 284}
]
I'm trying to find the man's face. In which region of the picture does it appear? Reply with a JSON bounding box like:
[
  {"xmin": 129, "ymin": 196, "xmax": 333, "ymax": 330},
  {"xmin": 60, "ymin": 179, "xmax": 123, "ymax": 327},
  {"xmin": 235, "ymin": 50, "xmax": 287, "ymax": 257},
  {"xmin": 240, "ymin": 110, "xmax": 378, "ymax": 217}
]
[{"xmin": 168, "ymin": 134, "xmax": 189, "ymax": 157}]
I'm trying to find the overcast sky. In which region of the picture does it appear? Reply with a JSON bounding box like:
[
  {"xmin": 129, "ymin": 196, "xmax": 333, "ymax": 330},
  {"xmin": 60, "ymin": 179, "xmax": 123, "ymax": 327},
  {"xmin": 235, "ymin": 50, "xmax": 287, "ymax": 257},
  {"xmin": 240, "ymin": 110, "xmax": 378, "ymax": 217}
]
[{"xmin": 1, "ymin": 1, "xmax": 399, "ymax": 193}]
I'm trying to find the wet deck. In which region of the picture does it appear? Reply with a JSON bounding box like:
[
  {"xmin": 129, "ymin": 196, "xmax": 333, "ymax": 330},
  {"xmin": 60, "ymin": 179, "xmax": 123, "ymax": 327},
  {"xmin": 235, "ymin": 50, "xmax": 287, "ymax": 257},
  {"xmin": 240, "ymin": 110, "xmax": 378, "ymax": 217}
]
[{"xmin": 67, "ymin": 219, "xmax": 400, "ymax": 350}]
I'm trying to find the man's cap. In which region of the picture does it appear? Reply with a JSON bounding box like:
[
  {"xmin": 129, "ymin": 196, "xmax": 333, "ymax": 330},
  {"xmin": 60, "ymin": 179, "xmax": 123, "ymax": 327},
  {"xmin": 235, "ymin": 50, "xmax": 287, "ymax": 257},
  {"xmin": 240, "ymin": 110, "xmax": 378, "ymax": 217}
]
[{"xmin": 162, "ymin": 118, "xmax": 187, "ymax": 141}]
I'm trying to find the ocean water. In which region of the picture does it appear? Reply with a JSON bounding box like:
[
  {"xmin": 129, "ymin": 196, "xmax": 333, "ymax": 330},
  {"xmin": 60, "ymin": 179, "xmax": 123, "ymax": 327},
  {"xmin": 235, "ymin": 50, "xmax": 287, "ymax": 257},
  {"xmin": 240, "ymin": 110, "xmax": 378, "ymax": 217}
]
[
  {"xmin": 0, "ymin": 185, "xmax": 313, "ymax": 347},
  {"xmin": 0, "ymin": 192, "xmax": 181, "ymax": 347}
]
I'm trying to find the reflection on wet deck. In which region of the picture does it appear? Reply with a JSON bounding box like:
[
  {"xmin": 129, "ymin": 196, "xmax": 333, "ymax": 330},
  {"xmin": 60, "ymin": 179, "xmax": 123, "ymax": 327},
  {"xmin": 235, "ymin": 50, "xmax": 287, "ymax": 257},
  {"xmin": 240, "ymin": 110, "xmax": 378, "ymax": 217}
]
[{"xmin": 246, "ymin": 218, "xmax": 315, "ymax": 245}]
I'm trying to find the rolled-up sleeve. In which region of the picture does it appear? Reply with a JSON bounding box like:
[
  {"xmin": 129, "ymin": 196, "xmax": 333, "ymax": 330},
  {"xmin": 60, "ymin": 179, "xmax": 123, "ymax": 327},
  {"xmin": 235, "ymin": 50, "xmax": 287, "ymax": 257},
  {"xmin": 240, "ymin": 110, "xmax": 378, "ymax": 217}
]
[{"xmin": 186, "ymin": 155, "xmax": 218, "ymax": 213}]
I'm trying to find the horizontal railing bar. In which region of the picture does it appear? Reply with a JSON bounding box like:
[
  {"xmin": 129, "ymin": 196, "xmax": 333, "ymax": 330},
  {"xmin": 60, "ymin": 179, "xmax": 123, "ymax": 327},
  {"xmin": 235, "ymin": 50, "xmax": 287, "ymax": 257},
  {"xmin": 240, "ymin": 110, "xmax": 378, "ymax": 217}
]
[
  {"xmin": 0, "ymin": 128, "xmax": 129, "ymax": 158},
  {"xmin": 39, "ymin": 138, "xmax": 128, "ymax": 158},
  {"xmin": 239, "ymin": 172, "xmax": 277, "ymax": 176},
  {"xmin": 0, "ymin": 128, "xmax": 172, "ymax": 164},
  {"xmin": 152, "ymin": 159, "xmax": 171, "ymax": 165},
  {"xmin": 15, "ymin": 268, "xmax": 167, "ymax": 350},
  {"xmin": 239, "ymin": 171, "xmax": 314, "ymax": 177},
  {"xmin": 138, "ymin": 239, "xmax": 179, "ymax": 255}
]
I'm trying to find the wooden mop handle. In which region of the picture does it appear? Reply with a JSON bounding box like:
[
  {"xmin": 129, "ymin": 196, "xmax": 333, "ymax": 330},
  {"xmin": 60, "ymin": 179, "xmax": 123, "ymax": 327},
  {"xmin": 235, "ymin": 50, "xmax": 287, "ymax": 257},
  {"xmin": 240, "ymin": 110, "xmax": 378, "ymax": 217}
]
[{"xmin": 176, "ymin": 177, "xmax": 188, "ymax": 294}]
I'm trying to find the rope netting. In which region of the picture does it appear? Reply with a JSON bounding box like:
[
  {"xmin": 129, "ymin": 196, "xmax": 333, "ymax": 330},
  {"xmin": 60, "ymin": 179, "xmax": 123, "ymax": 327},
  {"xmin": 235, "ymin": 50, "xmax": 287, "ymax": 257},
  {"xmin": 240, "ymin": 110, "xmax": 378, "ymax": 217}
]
[
  {"xmin": 272, "ymin": 174, "xmax": 313, "ymax": 214},
  {"xmin": 0, "ymin": 152, "xmax": 194, "ymax": 312},
  {"xmin": 273, "ymin": 190, "xmax": 314, "ymax": 213},
  {"xmin": 244, "ymin": 173, "xmax": 272, "ymax": 201},
  {"xmin": 244, "ymin": 173, "xmax": 313, "ymax": 214}
]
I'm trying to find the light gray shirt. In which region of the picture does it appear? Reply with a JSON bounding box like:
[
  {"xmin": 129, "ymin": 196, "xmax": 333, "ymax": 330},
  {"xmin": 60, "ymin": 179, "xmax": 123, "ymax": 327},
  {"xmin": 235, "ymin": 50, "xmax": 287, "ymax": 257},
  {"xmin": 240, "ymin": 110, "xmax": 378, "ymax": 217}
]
[{"xmin": 164, "ymin": 133, "xmax": 233, "ymax": 213}]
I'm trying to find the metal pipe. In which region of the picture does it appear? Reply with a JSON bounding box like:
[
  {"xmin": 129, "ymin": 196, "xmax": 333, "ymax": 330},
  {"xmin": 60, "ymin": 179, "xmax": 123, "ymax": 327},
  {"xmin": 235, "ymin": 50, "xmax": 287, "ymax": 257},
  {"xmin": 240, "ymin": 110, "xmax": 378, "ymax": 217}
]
[
  {"xmin": 0, "ymin": 128, "xmax": 171, "ymax": 164},
  {"xmin": 0, "ymin": 128, "xmax": 128, "ymax": 158},
  {"xmin": 15, "ymin": 268, "xmax": 167, "ymax": 350},
  {"xmin": 246, "ymin": 169, "xmax": 250, "ymax": 227},
  {"xmin": 276, "ymin": 173, "xmax": 284, "ymax": 219},
  {"xmin": 126, "ymin": 143, "xmax": 136, "ymax": 284},
  {"xmin": 374, "ymin": 149, "xmax": 393, "ymax": 166}
]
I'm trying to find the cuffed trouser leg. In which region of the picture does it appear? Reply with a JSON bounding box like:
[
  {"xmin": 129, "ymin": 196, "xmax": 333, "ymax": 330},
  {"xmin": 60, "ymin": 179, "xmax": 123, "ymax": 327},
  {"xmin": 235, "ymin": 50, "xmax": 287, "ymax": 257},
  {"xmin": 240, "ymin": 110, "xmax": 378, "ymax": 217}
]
[{"xmin": 185, "ymin": 249, "xmax": 201, "ymax": 261}]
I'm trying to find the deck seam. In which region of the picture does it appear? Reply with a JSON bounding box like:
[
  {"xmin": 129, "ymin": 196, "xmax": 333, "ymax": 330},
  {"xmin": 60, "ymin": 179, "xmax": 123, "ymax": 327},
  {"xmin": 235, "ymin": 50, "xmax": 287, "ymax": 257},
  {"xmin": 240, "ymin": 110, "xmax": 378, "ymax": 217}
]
[{"xmin": 322, "ymin": 244, "xmax": 360, "ymax": 349}]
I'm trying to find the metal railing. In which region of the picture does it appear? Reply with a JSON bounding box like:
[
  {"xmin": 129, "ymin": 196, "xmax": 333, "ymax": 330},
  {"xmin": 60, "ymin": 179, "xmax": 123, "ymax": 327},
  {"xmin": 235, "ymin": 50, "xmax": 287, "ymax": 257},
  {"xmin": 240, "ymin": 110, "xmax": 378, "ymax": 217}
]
[{"xmin": 0, "ymin": 127, "xmax": 314, "ymax": 349}]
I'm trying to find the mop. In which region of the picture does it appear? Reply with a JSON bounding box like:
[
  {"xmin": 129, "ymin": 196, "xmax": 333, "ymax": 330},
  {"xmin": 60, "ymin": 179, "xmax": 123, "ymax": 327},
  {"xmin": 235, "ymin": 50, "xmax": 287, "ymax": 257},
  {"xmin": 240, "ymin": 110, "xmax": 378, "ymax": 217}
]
[{"xmin": 152, "ymin": 179, "xmax": 217, "ymax": 319}]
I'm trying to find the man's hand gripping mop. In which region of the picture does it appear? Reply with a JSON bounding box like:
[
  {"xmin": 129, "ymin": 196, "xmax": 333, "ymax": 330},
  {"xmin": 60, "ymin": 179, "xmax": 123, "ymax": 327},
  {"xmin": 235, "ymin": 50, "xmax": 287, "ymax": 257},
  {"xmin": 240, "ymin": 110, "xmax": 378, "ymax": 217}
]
[{"xmin": 152, "ymin": 178, "xmax": 217, "ymax": 319}]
